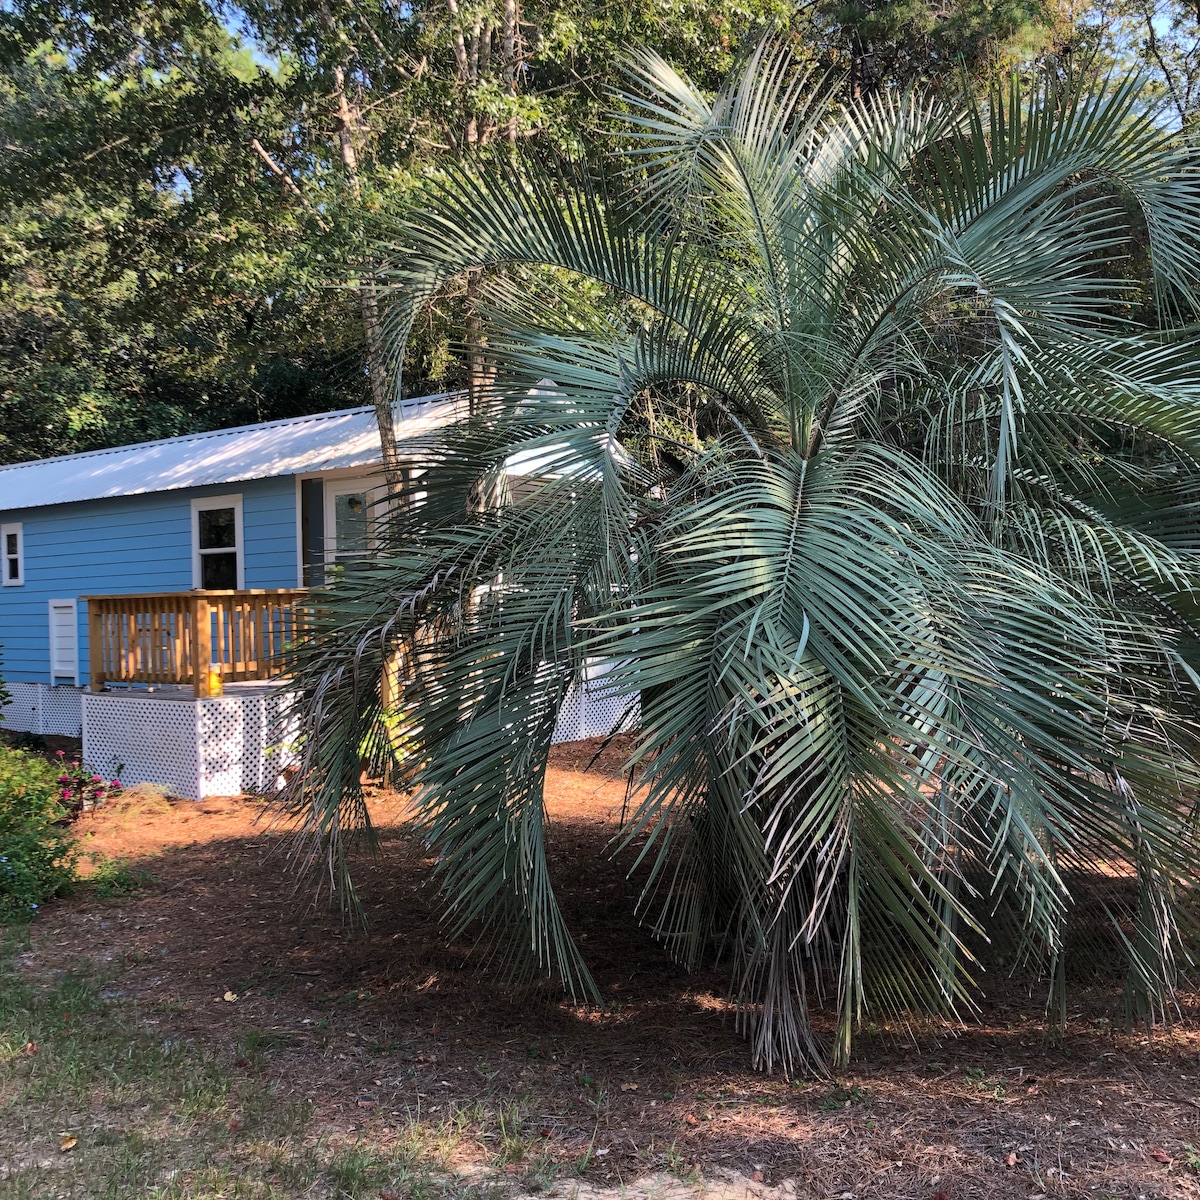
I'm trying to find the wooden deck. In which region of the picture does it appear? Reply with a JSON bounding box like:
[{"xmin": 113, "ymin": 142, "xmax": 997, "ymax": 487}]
[{"xmin": 82, "ymin": 590, "xmax": 307, "ymax": 697}]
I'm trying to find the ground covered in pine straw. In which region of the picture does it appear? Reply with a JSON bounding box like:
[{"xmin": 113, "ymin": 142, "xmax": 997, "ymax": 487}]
[{"xmin": 3, "ymin": 737, "xmax": 1200, "ymax": 1199}]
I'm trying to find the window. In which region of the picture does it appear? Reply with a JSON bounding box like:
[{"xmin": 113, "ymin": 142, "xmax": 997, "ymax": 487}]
[
  {"xmin": 1, "ymin": 523, "xmax": 22, "ymax": 586},
  {"xmin": 191, "ymin": 496, "xmax": 244, "ymax": 590},
  {"xmin": 323, "ymin": 478, "xmax": 383, "ymax": 564}
]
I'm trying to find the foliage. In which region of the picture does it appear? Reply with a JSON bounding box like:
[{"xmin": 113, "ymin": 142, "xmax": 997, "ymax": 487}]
[
  {"xmin": 86, "ymin": 854, "xmax": 147, "ymax": 898},
  {"xmin": 0, "ymin": 648, "xmax": 10, "ymax": 719},
  {"xmin": 0, "ymin": 0, "xmax": 791, "ymax": 464},
  {"xmin": 811, "ymin": 0, "xmax": 1073, "ymax": 93},
  {"xmin": 281, "ymin": 44, "xmax": 1200, "ymax": 1073},
  {"xmin": 0, "ymin": 746, "xmax": 77, "ymax": 922},
  {"xmin": 1083, "ymin": 0, "xmax": 1200, "ymax": 129}
]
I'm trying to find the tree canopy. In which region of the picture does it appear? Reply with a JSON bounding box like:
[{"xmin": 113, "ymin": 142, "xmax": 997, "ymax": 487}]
[{"xmin": 0, "ymin": 0, "xmax": 1082, "ymax": 464}]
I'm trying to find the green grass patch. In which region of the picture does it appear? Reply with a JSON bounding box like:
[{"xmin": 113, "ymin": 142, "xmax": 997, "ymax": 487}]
[
  {"xmin": 86, "ymin": 854, "xmax": 151, "ymax": 899},
  {"xmin": 0, "ymin": 937, "xmax": 509, "ymax": 1199}
]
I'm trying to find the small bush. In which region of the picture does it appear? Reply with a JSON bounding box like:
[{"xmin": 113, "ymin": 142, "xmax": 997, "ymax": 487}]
[
  {"xmin": 51, "ymin": 751, "xmax": 122, "ymax": 818},
  {"xmin": 0, "ymin": 746, "xmax": 78, "ymax": 922}
]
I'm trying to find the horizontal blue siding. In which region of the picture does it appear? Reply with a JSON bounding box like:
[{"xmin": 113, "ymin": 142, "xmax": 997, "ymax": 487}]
[{"xmin": 0, "ymin": 478, "xmax": 298, "ymax": 684}]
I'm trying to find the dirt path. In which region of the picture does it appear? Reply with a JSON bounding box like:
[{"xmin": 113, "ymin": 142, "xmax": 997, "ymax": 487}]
[{"xmin": 7, "ymin": 738, "xmax": 1200, "ymax": 1199}]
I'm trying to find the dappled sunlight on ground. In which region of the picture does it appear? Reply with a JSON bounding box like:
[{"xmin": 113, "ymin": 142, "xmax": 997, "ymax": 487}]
[{"xmin": 4, "ymin": 737, "xmax": 1200, "ymax": 1198}]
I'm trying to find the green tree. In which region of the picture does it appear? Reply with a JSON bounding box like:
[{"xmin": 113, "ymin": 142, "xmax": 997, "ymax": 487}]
[
  {"xmin": 809, "ymin": 0, "xmax": 1073, "ymax": 93},
  {"xmin": 0, "ymin": 12, "xmax": 370, "ymax": 462},
  {"xmin": 281, "ymin": 43, "xmax": 1200, "ymax": 1072},
  {"xmin": 1082, "ymin": 0, "xmax": 1200, "ymax": 128},
  {"xmin": 0, "ymin": 0, "xmax": 791, "ymax": 464}
]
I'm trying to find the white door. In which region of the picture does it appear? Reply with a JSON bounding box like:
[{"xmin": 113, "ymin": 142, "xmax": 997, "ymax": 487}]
[{"xmin": 324, "ymin": 478, "xmax": 383, "ymax": 563}]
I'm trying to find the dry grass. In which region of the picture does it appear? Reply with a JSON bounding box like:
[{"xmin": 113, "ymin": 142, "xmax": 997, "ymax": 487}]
[{"xmin": 3, "ymin": 738, "xmax": 1200, "ymax": 1199}]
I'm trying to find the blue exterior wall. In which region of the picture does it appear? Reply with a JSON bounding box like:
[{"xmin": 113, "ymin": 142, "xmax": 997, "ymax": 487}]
[{"xmin": 0, "ymin": 476, "xmax": 298, "ymax": 684}]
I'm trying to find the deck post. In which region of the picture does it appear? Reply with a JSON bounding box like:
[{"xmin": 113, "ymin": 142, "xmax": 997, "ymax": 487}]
[
  {"xmin": 87, "ymin": 601, "xmax": 105, "ymax": 692},
  {"xmin": 192, "ymin": 593, "xmax": 212, "ymax": 698}
]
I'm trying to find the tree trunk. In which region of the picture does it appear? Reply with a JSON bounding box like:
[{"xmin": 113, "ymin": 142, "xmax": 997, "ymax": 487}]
[
  {"xmin": 502, "ymin": 0, "xmax": 520, "ymax": 144},
  {"xmin": 465, "ymin": 267, "xmax": 486, "ymax": 415},
  {"xmin": 322, "ymin": 7, "xmax": 403, "ymax": 495}
]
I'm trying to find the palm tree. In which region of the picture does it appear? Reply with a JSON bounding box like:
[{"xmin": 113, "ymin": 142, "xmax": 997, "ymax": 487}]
[{"xmin": 281, "ymin": 42, "xmax": 1200, "ymax": 1073}]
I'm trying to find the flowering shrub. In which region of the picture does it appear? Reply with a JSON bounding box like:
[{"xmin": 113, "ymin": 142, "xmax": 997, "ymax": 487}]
[
  {"xmin": 53, "ymin": 752, "xmax": 121, "ymax": 819},
  {"xmin": 0, "ymin": 746, "xmax": 79, "ymax": 922}
]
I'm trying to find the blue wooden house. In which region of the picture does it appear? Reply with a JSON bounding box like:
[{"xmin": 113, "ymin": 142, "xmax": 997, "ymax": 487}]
[
  {"xmin": 0, "ymin": 391, "xmax": 632, "ymax": 797},
  {"xmin": 0, "ymin": 394, "xmax": 458, "ymax": 796}
]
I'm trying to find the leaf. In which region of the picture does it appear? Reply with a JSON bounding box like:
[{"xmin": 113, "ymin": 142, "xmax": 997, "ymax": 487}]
[
  {"xmin": 1004, "ymin": 1151, "xmax": 1019, "ymax": 1167},
  {"xmin": 620, "ymin": 1081, "xmax": 638, "ymax": 1092},
  {"xmin": 59, "ymin": 1134, "xmax": 77, "ymax": 1152},
  {"xmin": 21, "ymin": 1041, "xmax": 36, "ymax": 1057},
  {"xmin": 751, "ymin": 1170, "xmax": 765, "ymax": 1182},
  {"xmin": 222, "ymin": 991, "xmax": 238, "ymax": 1002},
  {"xmin": 1151, "ymin": 1147, "xmax": 1173, "ymax": 1164},
  {"xmin": 684, "ymin": 1113, "xmax": 699, "ymax": 1126}
]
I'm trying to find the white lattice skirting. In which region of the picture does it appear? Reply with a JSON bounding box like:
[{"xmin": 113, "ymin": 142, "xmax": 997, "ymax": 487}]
[
  {"xmin": 82, "ymin": 691, "xmax": 297, "ymax": 800},
  {"xmin": 4, "ymin": 670, "xmax": 634, "ymax": 799},
  {"xmin": 551, "ymin": 663, "xmax": 640, "ymax": 744},
  {"xmin": 1, "ymin": 682, "xmax": 84, "ymax": 737}
]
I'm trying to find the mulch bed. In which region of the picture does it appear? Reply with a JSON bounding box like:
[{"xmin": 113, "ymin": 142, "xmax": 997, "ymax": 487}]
[{"xmin": 11, "ymin": 737, "xmax": 1200, "ymax": 1198}]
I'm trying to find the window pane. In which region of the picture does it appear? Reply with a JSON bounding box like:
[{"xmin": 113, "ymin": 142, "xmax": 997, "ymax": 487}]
[
  {"xmin": 198, "ymin": 508, "xmax": 236, "ymax": 550},
  {"xmin": 334, "ymin": 492, "xmax": 370, "ymax": 555},
  {"xmin": 201, "ymin": 552, "xmax": 238, "ymax": 589},
  {"xmin": 4, "ymin": 533, "xmax": 15, "ymax": 556},
  {"xmin": 6, "ymin": 557, "xmax": 17, "ymax": 581}
]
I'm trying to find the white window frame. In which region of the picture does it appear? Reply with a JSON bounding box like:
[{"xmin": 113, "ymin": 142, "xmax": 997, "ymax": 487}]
[
  {"xmin": 48, "ymin": 598, "xmax": 79, "ymax": 685},
  {"xmin": 2, "ymin": 522, "xmax": 23, "ymax": 586},
  {"xmin": 191, "ymin": 494, "xmax": 244, "ymax": 590}
]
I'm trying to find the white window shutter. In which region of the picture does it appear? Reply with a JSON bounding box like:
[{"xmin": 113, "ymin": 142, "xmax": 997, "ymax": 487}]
[{"xmin": 48, "ymin": 599, "xmax": 79, "ymax": 684}]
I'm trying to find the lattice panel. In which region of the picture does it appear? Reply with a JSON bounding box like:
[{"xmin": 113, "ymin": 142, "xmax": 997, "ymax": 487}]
[
  {"xmin": 82, "ymin": 689, "xmax": 298, "ymax": 799},
  {"xmin": 552, "ymin": 662, "xmax": 639, "ymax": 745},
  {"xmin": 197, "ymin": 698, "xmax": 250, "ymax": 796},
  {"xmin": 83, "ymin": 695, "xmax": 201, "ymax": 799},
  {"xmin": 41, "ymin": 687, "xmax": 84, "ymax": 737},
  {"xmin": 0, "ymin": 683, "xmax": 83, "ymax": 736},
  {"xmin": 257, "ymin": 692, "xmax": 299, "ymax": 793},
  {"xmin": 2, "ymin": 682, "xmax": 43, "ymax": 734}
]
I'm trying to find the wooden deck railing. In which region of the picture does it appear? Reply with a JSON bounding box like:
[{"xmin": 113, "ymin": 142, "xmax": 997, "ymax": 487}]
[{"xmin": 83, "ymin": 590, "xmax": 308, "ymax": 697}]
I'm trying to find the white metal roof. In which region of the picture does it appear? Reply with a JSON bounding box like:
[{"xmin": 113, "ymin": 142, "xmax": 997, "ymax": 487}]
[{"xmin": 0, "ymin": 394, "xmax": 461, "ymax": 513}]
